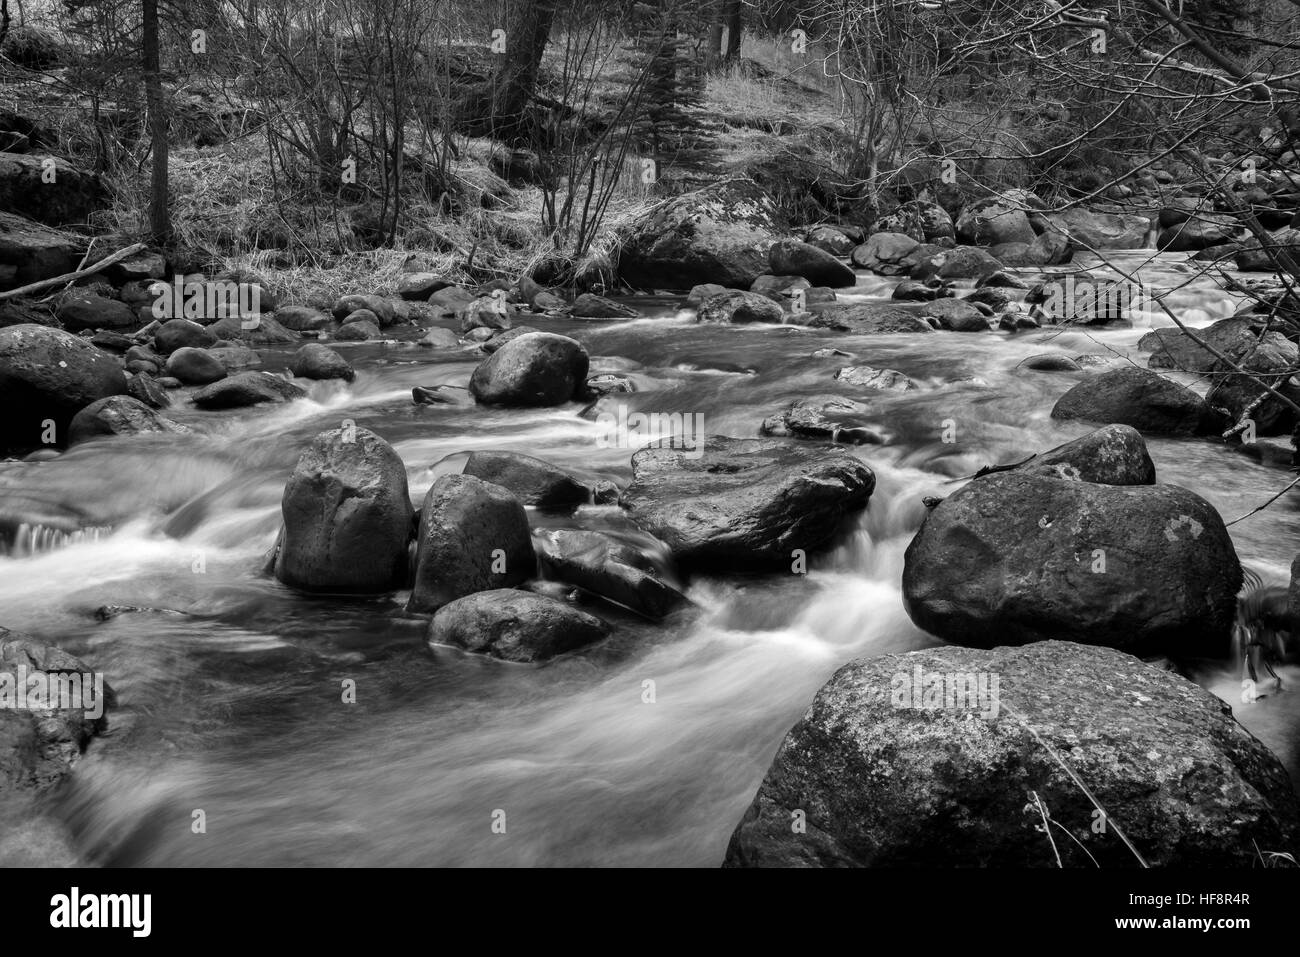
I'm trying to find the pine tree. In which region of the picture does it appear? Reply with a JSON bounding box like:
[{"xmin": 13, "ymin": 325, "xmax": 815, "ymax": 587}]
[{"xmin": 618, "ymin": 4, "xmax": 711, "ymax": 187}]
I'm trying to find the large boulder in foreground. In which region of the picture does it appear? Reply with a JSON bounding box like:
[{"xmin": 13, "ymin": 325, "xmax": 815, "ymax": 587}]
[
  {"xmin": 619, "ymin": 436, "xmax": 874, "ymax": 567},
  {"xmin": 407, "ymin": 474, "xmax": 535, "ymax": 613},
  {"xmin": 902, "ymin": 470, "xmax": 1241, "ymax": 656},
  {"xmin": 724, "ymin": 642, "xmax": 1299, "ymax": 867},
  {"xmin": 274, "ymin": 427, "xmax": 414, "ymax": 593},
  {"xmin": 1051, "ymin": 366, "xmax": 1217, "ymax": 435},
  {"xmin": 427, "ymin": 589, "xmax": 608, "ymax": 663},
  {"xmin": 469, "ymin": 331, "xmax": 588, "ymax": 407},
  {"xmin": 1, "ymin": 627, "xmax": 114, "ymax": 796},
  {"xmin": 617, "ymin": 179, "xmax": 786, "ymax": 290},
  {"xmin": 0, "ymin": 323, "xmax": 126, "ymax": 448}
]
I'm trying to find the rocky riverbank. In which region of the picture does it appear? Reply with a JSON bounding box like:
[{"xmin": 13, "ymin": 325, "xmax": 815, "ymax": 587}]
[{"xmin": 2, "ymin": 169, "xmax": 1300, "ymax": 866}]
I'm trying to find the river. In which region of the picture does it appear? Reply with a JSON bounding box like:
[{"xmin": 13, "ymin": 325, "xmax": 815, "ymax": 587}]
[{"xmin": 2, "ymin": 250, "xmax": 1297, "ymax": 866}]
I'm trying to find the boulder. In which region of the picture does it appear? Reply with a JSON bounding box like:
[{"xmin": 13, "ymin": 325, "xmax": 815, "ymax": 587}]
[
  {"xmin": 686, "ymin": 283, "xmax": 729, "ymax": 307},
  {"xmin": 617, "ymin": 179, "xmax": 786, "ymax": 290},
  {"xmin": 768, "ymin": 239, "xmax": 855, "ymax": 288},
  {"xmin": 1236, "ymin": 228, "xmax": 1300, "ymax": 272},
  {"xmin": 67, "ymin": 395, "xmax": 188, "ymax": 446},
  {"xmin": 165, "ymin": 346, "xmax": 227, "ymax": 385},
  {"xmin": 803, "ymin": 225, "xmax": 855, "ymax": 256},
  {"xmin": 55, "ymin": 291, "xmax": 137, "ymax": 332},
  {"xmin": 462, "ymin": 450, "xmax": 596, "ymax": 508},
  {"xmin": 0, "ymin": 152, "xmax": 104, "ymax": 228},
  {"xmin": 935, "ymin": 245, "xmax": 1001, "ymax": 279},
  {"xmin": 724, "ymin": 641, "xmax": 1298, "ymax": 867},
  {"xmin": 274, "ymin": 305, "xmax": 331, "ymax": 332},
  {"xmin": 335, "ymin": 319, "xmax": 383, "ymax": 341},
  {"xmin": 1051, "ymin": 366, "xmax": 1218, "ymax": 435},
  {"xmin": 154, "ymin": 318, "xmax": 217, "ymax": 353},
  {"xmin": 0, "ymin": 210, "xmax": 86, "ymax": 288},
  {"xmin": 396, "ymin": 272, "xmax": 452, "ymax": 301},
  {"xmin": 408, "ymin": 474, "xmax": 536, "ymax": 613},
  {"xmin": 0, "ymin": 323, "xmax": 126, "ymax": 448},
  {"xmin": 619, "ymin": 436, "xmax": 874, "ymax": 566},
  {"xmin": 0, "ymin": 628, "xmax": 114, "ymax": 795},
  {"xmin": 537, "ymin": 528, "xmax": 689, "ymax": 620},
  {"xmin": 571, "ymin": 293, "xmax": 639, "ymax": 319},
  {"xmin": 418, "ymin": 327, "xmax": 461, "ymax": 349},
  {"xmin": 125, "ymin": 372, "xmax": 170, "ymax": 409},
  {"xmin": 902, "ymin": 470, "xmax": 1241, "ymax": 655},
  {"xmin": 956, "ymin": 193, "xmax": 1038, "ymax": 246},
  {"xmin": 290, "ymin": 343, "xmax": 354, "ymax": 382},
  {"xmin": 833, "ymin": 366, "xmax": 917, "ymax": 392},
  {"xmin": 206, "ymin": 313, "xmax": 296, "ymax": 344},
  {"xmin": 191, "ymin": 371, "xmax": 305, "ymax": 409},
  {"xmin": 913, "ymin": 298, "xmax": 989, "ymax": 331},
  {"xmin": 427, "ymin": 589, "xmax": 608, "ymax": 663},
  {"xmin": 102, "ymin": 250, "xmax": 165, "ymax": 285},
  {"xmin": 468, "ymin": 332, "xmax": 588, "ymax": 407},
  {"xmin": 1157, "ymin": 213, "xmax": 1237, "ymax": 252},
  {"xmin": 751, "ymin": 274, "xmax": 810, "ymax": 302},
  {"xmin": 697, "ymin": 290, "xmax": 785, "ymax": 324},
  {"xmin": 760, "ymin": 395, "xmax": 887, "ymax": 445},
  {"xmin": 1019, "ymin": 424, "xmax": 1156, "ymax": 485},
  {"xmin": 801, "ymin": 304, "xmax": 934, "ymax": 334},
  {"xmin": 1043, "ymin": 208, "xmax": 1152, "ymax": 250},
  {"xmin": 849, "ymin": 233, "xmax": 919, "ymax": 275},
  {"xmin": 1139, "ymin": 316, "xmax": 1297, "ymax": 373},
  {"xmin": 274, "ymin": 427, "xmax": 413, "ymax": 592},
  {"xmin": 331, "ymin": 294, "xmax": 395, "ymax": 327},
  {"xmin": 1018, "ymin": 354, "xmax": 1081, "ymax": 372}
]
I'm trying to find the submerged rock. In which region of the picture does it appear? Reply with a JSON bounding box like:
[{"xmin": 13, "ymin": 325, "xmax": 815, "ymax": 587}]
[
  {"xmin": 191, "ymin": 371, "xmax": 305, "ymax": 409},
  {"xmin": 537, "ymin": 528, "xmax": 689, "ymax": 620},
  {"xmin": 67, "ymin": 395, "xmax": 189, "ymax": 445},
  {"xmin": 0, "ymin": 627, "xmax": 115, "ymax": 795},
  {"xmin": 428, "ymin": 589, "xmax": 608, "ymax": 663}
]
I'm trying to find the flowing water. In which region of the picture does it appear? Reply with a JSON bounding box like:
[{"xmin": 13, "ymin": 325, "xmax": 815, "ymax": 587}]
[{"xmin": 2, "ymin": 251, "xmax": 1298, "ymax": 867}]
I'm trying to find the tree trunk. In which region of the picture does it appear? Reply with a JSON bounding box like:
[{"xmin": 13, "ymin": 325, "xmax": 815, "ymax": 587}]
[
  {"xmin": 142, "ymin": 0, "xmax": 169, "ymax": 242},
  {"xmin": 485, "ymin": 0, "xmax": 557, "ymax": 146},
  {"xmin": 705, "ymin": 0, "xmax": 724, "ymax": 71},
  {"xmin": 722, "ymin": 0, "xmax": 741, "ymax": 62}
]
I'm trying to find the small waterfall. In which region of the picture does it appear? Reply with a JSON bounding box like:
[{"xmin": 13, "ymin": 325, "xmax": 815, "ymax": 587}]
[{"xmin": 1, "ymin": 523, "xmax": 113, "ymax": 557}]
